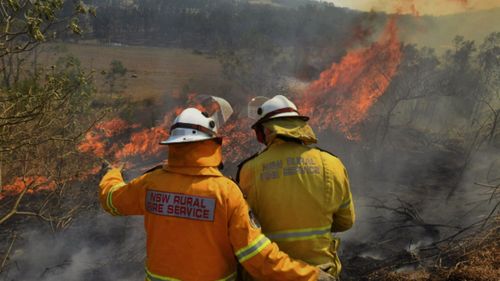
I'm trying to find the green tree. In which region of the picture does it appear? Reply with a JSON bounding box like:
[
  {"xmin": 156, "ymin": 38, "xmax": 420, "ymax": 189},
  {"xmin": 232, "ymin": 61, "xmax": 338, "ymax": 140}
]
[
  {"xmin": 0, "ymin": 0, "xmax": 94, "ymax": 57},
  {"xmin": 0, "ymin": 1, "xmax": 100, "ymax": 226}
]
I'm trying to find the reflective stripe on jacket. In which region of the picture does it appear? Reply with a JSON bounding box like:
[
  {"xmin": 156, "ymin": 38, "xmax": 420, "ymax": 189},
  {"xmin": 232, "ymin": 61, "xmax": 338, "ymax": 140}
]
[
  {"xmin": 238, "ymin": 138, "xmax": 355, "ymax": 276},
  {"xmin": 99, "ymin": 140, "xmax": 318, "ymax": 281}
]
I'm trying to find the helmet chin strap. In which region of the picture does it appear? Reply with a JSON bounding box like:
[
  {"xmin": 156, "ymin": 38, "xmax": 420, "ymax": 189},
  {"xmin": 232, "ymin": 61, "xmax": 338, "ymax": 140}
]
[
  {"xmin": 253, "ymin": 124, "xmax": 267, "ymax": 145},
  {"xmin": 254, "ymin": 124, "xmax": 267, "ymax": 145}
]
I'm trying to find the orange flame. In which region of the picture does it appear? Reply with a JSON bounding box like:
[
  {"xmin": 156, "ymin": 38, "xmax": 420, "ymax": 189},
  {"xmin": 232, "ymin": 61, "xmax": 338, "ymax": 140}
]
[
  {"xmin": 78, "ymin": 118, "xmax": 136, "ymax": 157},
  {"xmin": 95, "ymin": 118, "xmax": 133, "ymax": 137},
  {"xmin": 78, "ymin": 132, "xmax": 106, "ymax": 157},
  {"xmin": 300, "ymin": 17, "xmax": 402, "ymax": 140},
  {"xmin": 114, "ymin": 127, "xmax": 168, "ymax": 160},
  {"xmin": 77, "ymin": 165, "xmax": 102, "ymax": 181},
  {"xmin": 220, "ymin": 118, "xmax": 258, "ymax": 164},
  {"xmin": 0, "ymin": 176, "xmax": 56, "ymax": 200},
  {"xmin": 303, "ymin": 0, "xmax": 471, "ymax": 139},
  {"xmin": 77, "ymin": 107, "xmax": 184, "ymax": 168}
]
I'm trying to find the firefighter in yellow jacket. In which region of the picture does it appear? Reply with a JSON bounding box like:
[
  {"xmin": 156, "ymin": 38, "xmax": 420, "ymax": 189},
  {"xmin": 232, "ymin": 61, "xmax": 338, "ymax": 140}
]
[
  {"xmin": 237, "ymin": 95, "xmax": 355, "ymax": 278},
  {"xmin": 99, "ymin": 106, "xmax": 335, "ymax": 281}
]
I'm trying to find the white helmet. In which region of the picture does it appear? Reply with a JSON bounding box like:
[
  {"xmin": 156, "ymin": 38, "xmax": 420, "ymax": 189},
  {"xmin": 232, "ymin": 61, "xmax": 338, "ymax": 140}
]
[
  {"xmin": 161, "ymin": 95, "xmax": 233, "ymax": 144},
  {"xmin": 160, "ymin": 108, "xmax": 219, "ymax": 144},
  {"xmin": 249, "ymin": 95, "xmax": 308, "ymax": 129}
]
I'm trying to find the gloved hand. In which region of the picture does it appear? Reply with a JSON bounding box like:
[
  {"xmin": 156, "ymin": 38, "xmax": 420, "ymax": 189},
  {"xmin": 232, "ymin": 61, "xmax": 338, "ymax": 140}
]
[
  {"xmin": 317, "ymin": 263, "xmax": 337, "ymax": 281},
  {"xmin": 100, "ymin": 158, "xmax": 124, "ymax": 173},
  {"xmin": 318, "ymin": 270, "xmax": 337, "ymax": 281},
  {"xmin": 100, "ymin": 158, "xmax": 112, "ymax": 171},
  {"xmin": 114, "ymin": 163, "xmax": 125, "ymax": 171},
  {"xmin": 318, "ymin": 263, "xmax": 335, "ymax": 272}
]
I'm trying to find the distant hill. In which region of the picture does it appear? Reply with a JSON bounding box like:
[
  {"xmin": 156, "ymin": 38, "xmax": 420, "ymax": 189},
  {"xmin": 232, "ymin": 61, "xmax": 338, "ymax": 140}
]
[{"xmin": 81, "ymin": 0, "xmax": 497, "ymax": 53}]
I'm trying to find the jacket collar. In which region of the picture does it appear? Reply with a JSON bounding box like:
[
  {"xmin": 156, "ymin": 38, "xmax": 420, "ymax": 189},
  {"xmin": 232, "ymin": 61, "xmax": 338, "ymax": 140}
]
[
  {"xmin": 164, "ymin": 140, "xmax": 223, "ymax": 176},
  {"xmin": 263, "ymin": 118, "xmax": 317, "ymax": 145}
]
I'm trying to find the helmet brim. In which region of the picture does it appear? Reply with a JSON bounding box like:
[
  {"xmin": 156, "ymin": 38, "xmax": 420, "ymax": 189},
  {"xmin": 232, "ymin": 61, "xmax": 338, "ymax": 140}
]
[
  {"xmin": 160, "ymin": 135, "xmax": 220, "ymax": 145},
  {"xmin": 251, "ymin": 115, "xmax": 309, "ymax": 129}
]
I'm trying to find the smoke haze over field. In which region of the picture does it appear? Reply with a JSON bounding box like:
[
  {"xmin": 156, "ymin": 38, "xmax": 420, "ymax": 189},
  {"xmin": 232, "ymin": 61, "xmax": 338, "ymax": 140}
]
[
  {"xmin": 331, "ymin": 0, "xmax": 500, "ymax": 15},
  {"xmin": 3, "ymin": 213, "xmax": 145, "ymax": 281}
]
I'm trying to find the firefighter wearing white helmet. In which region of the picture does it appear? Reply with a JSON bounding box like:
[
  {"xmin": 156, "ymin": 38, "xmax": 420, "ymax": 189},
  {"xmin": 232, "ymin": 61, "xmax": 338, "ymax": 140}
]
[
  {"xmin": 99, "ymin": 98, "xmax": 335, "ymax": 281},
  {"xmin": 238, "ymin": 95, "xmax": 356, "ymax": 279},
  {"xmin": 160, "ymin": 108, "xmax": 219, "ymax": 144},
  {"xmin": 249, "ymin": 95, "xmax": 309, "ymax": 144}
]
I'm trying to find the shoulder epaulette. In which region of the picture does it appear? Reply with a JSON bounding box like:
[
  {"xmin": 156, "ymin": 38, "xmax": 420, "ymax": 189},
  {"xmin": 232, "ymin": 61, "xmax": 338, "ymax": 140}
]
[
  {"xmin": 235, "ymin": 151, "xmax": 261, "ymax": 183},
  {"xmin": 142, "ymin": 164, "xmax": 164, "ymax": 175},
  {"xmin": 314, "ymin": 146, "xmax": 339, "ymax": 158}
]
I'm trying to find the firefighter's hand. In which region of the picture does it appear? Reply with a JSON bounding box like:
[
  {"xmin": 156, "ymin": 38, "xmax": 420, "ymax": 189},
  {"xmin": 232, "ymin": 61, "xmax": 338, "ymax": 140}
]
[
  {"xmin": 318, "ymin": 270, "xmax": 337, "ymax": 281},
  {"xmin": 100, "ymin": 158, "xmax": 124, "ymax": 173},
  {"xmin": 317, "ymin": 263, "xmax": 337, "ymax": 281},
  {"xmin": 100, "ymin": 158, "xmax": 112, "ymax": 171},
  {"xmin": 114, "ymin": 163, "xmax": 125, "ymax": 171}
]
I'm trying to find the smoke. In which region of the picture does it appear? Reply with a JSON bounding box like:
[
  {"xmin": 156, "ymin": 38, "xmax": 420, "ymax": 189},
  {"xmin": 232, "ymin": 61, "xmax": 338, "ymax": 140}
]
[
  {"xmin": 331, "ymin": 0, "xmax": 500, "ymax": 15},
  {"xmin": 324, "ymin": 133, "xmax": 500, "ymax": 279},
  {"xmin": 1, "ymin": 213, "xmax": 145, "ymax": 281}
]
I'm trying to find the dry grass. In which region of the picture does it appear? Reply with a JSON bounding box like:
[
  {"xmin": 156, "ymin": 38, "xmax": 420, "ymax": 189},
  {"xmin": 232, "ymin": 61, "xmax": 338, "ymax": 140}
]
[
  {"xmin": 37, "ymin": 42, "xmax": 225, "ymax": 100},
  {"xmin": 368, "ymin": 218, "xmax": 500, "ymax": 281},
  {"xmin": 436, "ymin": 238, "xmax": 499, "ymax": 281}
]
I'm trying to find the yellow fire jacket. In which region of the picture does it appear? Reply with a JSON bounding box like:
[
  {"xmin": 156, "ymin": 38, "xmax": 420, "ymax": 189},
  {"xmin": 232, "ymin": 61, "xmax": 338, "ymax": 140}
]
[
  {"xmin": 99, "ymin": 140, "xmax": 319, "ymax": 281},
  {"xmin": 237, "ymin": 138, "xmax": 355, "ymax": 276}
]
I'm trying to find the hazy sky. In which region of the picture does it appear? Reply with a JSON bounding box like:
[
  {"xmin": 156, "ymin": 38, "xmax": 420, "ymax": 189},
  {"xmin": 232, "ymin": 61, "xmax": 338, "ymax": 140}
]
[{"xmin": 328, "ymin": 0, "xmax": 500, "ymax": 15}]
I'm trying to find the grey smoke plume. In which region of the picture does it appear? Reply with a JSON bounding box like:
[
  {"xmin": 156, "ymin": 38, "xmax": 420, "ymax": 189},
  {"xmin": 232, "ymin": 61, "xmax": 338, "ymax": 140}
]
[{"xmin": 2, "ymin": 213, "xmax": 145, "ymax": 281}]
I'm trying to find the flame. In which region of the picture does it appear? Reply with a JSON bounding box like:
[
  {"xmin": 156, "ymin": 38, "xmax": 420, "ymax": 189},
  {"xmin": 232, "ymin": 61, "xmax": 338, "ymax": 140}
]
[
  {"xmin": 78, "ymin": 118, "xmax": 136, "ymax": 157},
  {"xmin": 78, "ymin": 131, "xmax": 106, "ymax": 157},
  {"xmin": 114, "ymin": 127, "xmax": 168, "ymax": 159},
  {"xmin": 77, "ymin": 100, "xmax": 259, "ymax": 168},
  {"xmin": 81, "ymin": 98, "xmax": 234, "ymax": 164},
  {"xmin": 300, "ymin": 0, "xmax": 470, "ymax": 140},
  {"xmin": 76, "ymin": 16, "xmax": 404, "ymax": 167},
  {"xmin": 78, "ymin": 113, "xmax": 176, "ymax": 164},
  {"xmin": 220, "ymin": 118, "xmax": 258, "ymax": 164},
  {"xmin": 77, "ymin": 166, "xmax": 102, "ymax": 180},
  {"xmin": 0, "ymin": 176, "xmax": 56, "ymax": 200},
  {"xmin": 95, "ymin": 118, "xmax": 134, "ymax": 138},
  {"xmin": 300, "ymin": 17, "xmax": 402, "ymax": 140}
]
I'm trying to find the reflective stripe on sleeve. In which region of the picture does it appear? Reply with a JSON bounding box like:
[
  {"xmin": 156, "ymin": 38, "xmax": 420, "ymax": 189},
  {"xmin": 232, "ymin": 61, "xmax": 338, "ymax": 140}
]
[
  {"xmin": 266, "ymin": 225, "xmax": 331, "ymax": 242},
  {"xmin": 106, "ymin": 182, "xmax": 126, "ymax": 216},
  {"xmin": 216, "ymin": 271, "xmax": 237, "ymax": 281},
  {"xmin": 145, "ymin": 268, "xmax": 181, "ymax": 281},
  {"xmin": 339, "ymin": 199, "xmax": 351, "ymax": 209},
  {"xmin": 235, "ymin": 234, "xmax": 271, "ymax": 263}
]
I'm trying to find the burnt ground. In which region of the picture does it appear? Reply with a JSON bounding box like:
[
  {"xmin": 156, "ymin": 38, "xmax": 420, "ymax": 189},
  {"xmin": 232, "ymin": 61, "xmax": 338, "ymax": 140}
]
[
  {"xmin": 336, "ymin": 130, "xmax": 499, "ymax": 280},
  {"xmin": 1, "ymin": 128, "xmax": 498, "ymax": 280}
]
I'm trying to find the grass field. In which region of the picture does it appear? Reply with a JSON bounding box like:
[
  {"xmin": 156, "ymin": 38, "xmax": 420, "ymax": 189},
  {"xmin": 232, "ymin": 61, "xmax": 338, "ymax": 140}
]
[{"xmin": 39, "ymin": 42, "xmax": 226, "ymax": 100}]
